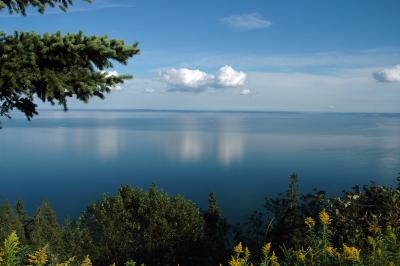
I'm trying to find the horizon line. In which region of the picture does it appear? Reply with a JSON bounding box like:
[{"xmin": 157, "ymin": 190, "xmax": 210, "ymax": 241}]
[{"xmin": 35, "ymin": 108, "xmax": 400, "ymax": 115}]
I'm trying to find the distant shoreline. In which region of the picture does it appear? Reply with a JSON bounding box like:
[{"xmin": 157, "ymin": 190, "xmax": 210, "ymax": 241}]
[{"xmin": 35, "ymin": 108, "xmax": 400, "ymax": 115}]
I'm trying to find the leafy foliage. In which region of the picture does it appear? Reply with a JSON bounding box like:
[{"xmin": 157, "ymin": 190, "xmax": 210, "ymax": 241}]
[
  {"xmin": 78, "ymin": 185, "xmax": 205, "ymax": 266},
  {"xmin": 325, "ymin": 183, "xmax": 400, "ymax": 248}
]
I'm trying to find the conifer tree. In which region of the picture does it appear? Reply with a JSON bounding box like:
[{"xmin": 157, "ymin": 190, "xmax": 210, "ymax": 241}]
[
  {"xmin": 0, "ymin": 0, "xmax": 139, "ymax": 126},
  {"xmin": 0, "ymin": 203, "xmax": 25, "ymax": 243},
  {"xmin": 203, "ymin": 192, "xmax": 229, "ymax": 265},
  {"xmin": 30, "ymin": 201, "xmax": 64, "ymax": 255}
]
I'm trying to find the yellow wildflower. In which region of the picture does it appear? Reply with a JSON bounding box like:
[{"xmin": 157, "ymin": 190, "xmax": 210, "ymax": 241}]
[
  {"xmin": 388, "ymin": 262, "xmax": 395, "ymax": 266},
  {"xmin": 27, "ymin": 245, "xmax": 48, "ymax": 266},
  {"xmin": 368, "ymin": 225, "xmax": 382, "ymax": 234},
  {"xmin": 319, "ymin": 209, "xmax": 332, "ymax": 225},
  {"xmin": 296, "ymin": 251, "xmax": 306, "ymax": 262},
  {"xmin": 56, "ymin": 257, "xmax": 76, "ymax": 266},
  {"xmin": 324, "ymin": 246, "xmax": 334, "ymax": 255},
  {"xmin": 81, "ymin": 255, "xmax": 92, "ymax": 266},
  {"xmin": 342, "ymin": 244, "xmax": 361, "ymax": 262},
  {"xmin": 234, "ymin": 242, "xmax": 243, "ymax": 255},
  {"xmin": 228, "ymin": 256, "xmax": 242, "ymax": 266},
  {"xmin": 244, "ymin": 247, "xmax": 251, "ymax": 259},
  {"xmin": 304, "ymin": 217, "xmax": 316, "ymax": 229},
  {"xmin": 262, "ymin": 242, "xmax": 271, "ymax": 256},
  {"xmin": 270, "ymin": 251, "xmax": 280, "ymax": 266}
]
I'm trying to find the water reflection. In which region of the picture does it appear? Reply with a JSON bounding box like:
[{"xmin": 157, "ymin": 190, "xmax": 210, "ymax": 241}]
[
  {"xmin": 95, "ymin": 129, "xmax": 120, "ymax": 160},
  {"xmin": 171, "ymin": 115, "xmax": 247, "ymax": 165},
  {"xmin": 218, "ymin": 133, "xmax": 245, "ymax": 166},
  {"xmin": 179, "ymin": 131, "xmax": 203, "ymax": 161}
]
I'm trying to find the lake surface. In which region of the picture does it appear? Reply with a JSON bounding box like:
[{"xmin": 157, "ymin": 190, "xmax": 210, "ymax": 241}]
[{"xmin": 1, "ymin": 110, "xmax": 399, "ymax": 222}]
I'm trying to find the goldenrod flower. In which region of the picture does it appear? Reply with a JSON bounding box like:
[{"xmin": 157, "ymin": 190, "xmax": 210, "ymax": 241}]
[
  {"xmin": 244, "ymin": 247, "xmax": 251, "ymax": 259},
  {"xmin": 324, "ymin": 246, "xmax": 334, "ymax": 255},
  {"xmin": 304, "ymin": 217, "xmax": 316, "ymax": 229},
  {"xmin": 319, "ymin": 209, "xmax": 332, "ymax": 225},
  {"xmin": 228, "ymin": 256, "xmax": 242, "ymax": 266},
  {"xmin": 270, "ymin": 251, "xmax": 280, "ymax": 266},
  {"xmin": 368, "ymin": 225, "xmax": 382, "ymax": 234},
  {"xmin": 262, "ymin": 242, "xmax": 271, "ymax": 256},
  {"xmin": 342, "ymin": 244, "xmax": 361, "ymax": 262},
  {"xmin": 81, "ymin": 255, "xmax": 92, "ymax": 266},
  {"xmin": 56, "ymin": 257, "xmax": 76, "ymax": 266},
  {"xmin": 27, "ymin": 245, "xmax": 48, "ymax": 266},
  {"xmin": 296, "ymin": 251, "xmax": 306, "ymax": 262},
  {"xmin": 234, "ymin": 242, "xmax": 243, "ymax": 255}
]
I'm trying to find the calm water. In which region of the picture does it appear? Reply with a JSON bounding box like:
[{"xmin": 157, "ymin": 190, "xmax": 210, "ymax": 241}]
[{"xmin": 1, "ymin": 110, "xmax": 400, "ymax": 221}]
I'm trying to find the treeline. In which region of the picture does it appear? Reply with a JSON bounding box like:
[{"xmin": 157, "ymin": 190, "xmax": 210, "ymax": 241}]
[{"xmin": 0, "ymin": 174, "xmax": 399, "ymax": 265}]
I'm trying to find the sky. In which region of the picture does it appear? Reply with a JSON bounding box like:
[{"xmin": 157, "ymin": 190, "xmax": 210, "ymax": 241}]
[{"xmin": 1, "ymin": 0, "xmax": 400, "ymax": 112}]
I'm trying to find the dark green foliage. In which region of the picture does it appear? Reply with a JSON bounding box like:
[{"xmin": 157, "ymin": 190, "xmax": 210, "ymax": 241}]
[
  {"xmin": 233, "ymin": 210, "xmax": 268, "ymax": 261},
  {"xmin": 0, "ymin": 31, "xmax": 139, "ymax": 120},
  {"xmin": 0, "ymin": 0, "xmax": 139, "ymax": 126},
  {"xmin": 265, "ymin": 173, "xmax": 304, "ymax": 248},
  {"xmin": 79, "ymin": 185, "xmax": 204, "ymax": 266},
  {"xmin": 0, "ymin": 202, "xmax": 25, "ymax": 243},
  {"xmin": 0, "ymin": 177, "xmax": 399, "ymax": 265},
  {"xmin": 202, "ymin": 192, "xmax": 229, "ymax": 265},
  {"xmin": 0, "ymin": 0, "xmax": 89, "ymax": 15},
  {"xmin": 235, "ymin": 173, "xmax": 326, "ymax": 259},
  {"xmin": 325, "ymin": 183, "xmax": 400, "ymax": 248},
  {"xmin": 30, "ymin": 201, "xmax": 64, "ymax": 254}
]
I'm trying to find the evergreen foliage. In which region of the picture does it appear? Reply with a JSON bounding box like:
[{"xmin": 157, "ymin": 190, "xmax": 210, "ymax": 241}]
[
  {"xmin": 0, "ymin": 203, "xmax": 25, "ymax": 244},
  {"xmin": 0, "ymin": 0, "xmax": 139, "ymax": 125},
  {"xmin": 30, "ymin": 201, "xmax": 64, "ymax": 255},
  {"xmin": 0, "ymin": 0, "xmax": 87, "ymax": 15},
  {"xmin": 202, "ymin": 192, "xmax": 229, "ymax": 265}
]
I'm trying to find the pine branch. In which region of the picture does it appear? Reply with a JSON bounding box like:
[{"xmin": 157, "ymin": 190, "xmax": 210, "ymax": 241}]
[{"xmin": 0, "ymin": 31, "xmax": 140, "ymax": 119}]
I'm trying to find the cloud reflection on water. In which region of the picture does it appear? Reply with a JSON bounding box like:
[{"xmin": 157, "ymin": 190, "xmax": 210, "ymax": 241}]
[
  {"xmin": 172, "ymin": 115, "xmax": 247, "ymax": 165},
  {"xmin": 95, "ymin": 128, "xmax": 120, "ymax": 160},
  {"xmin": 179, "ymin": 131, "xmax": 204, "ymax": 161}
]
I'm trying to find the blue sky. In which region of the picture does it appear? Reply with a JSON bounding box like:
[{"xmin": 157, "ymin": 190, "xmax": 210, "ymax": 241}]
[{"xmin": 2, "ymin": 0, "xmax": 400, "ymax": 112}]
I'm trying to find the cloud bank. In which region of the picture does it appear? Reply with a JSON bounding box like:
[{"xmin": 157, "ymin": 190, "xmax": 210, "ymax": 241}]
[
  {"xmin": 373, "ymin": 65, "xmax": 400, "ymax": 82},
  {"xmin": 220, "ymin": 13, "xmax": 271, "ymax": 30},
  {"xmin": 159, "ymin": 65, "xmax": 247, "ymax": 92}
]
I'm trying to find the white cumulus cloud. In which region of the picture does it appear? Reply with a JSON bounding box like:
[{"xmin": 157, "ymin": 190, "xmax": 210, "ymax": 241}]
[
  {"xmin": 216, "ymin": 65, "xmax": 247, "ymax": 87},
  {"xmin": 159, "ymin": 65, "xmax": 247, "ymax": 92},
  {"xmin": 160, "ymin": 68, "xmax": 214, "ymax": 91},
  {"xmin": 373, "ymin": 65, "xmax": 400, "ymax": 82},
  {"xmin": 220, "ymin": 13, "xmax": 271, "ymax": 30}
]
